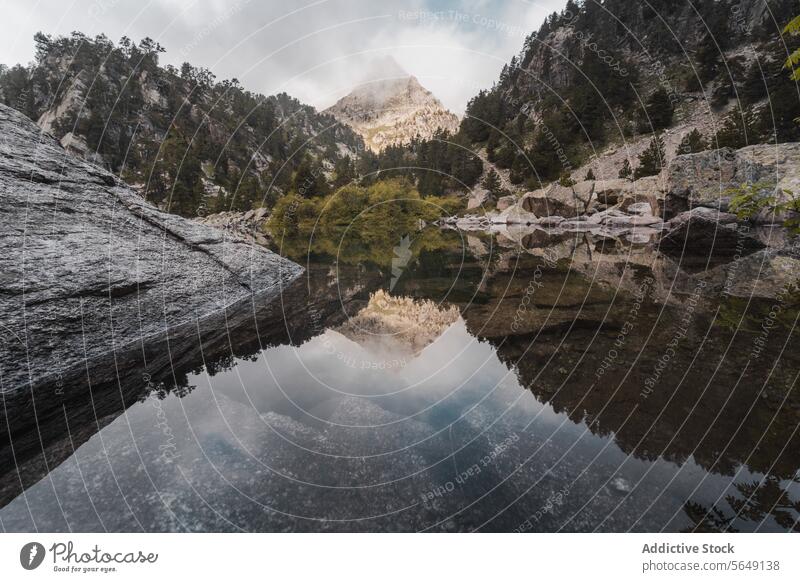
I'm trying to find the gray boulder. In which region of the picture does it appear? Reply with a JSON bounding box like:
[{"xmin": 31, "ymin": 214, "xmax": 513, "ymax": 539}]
[
  {"xmin": 496, "ymin": 194, "xmax": 517, "ymax": 211},
  {"xmin": 466, "ymin": 187, "xmax": 491, "ymax": 210},
  {"xmin": 626, "ymin": 202, "xmax": 657, "ymax": 216},
  {"xmin": 590, "ymin": 179, "xmax": 632, "ymax": 205},
  {"xmin": 0, "ymin": 104, "xmax": 303, "ymax": 393},
  {"xmin": 665, "ymin": 143, "xmax": 800, "ymax": 216},
  {"xmin": 667, "ymin": 206, "xmax": 739, "ymax": 227},
  {"xmin": 520, "ymin": 183, "xmax": 588, "ymax": 217}
]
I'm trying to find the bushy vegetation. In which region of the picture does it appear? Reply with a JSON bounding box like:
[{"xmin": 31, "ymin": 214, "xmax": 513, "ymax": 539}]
[
  {"xmin": 727, "ymin": 181, "xmax": 800, "ymax": 233},
  {"xmin": 269, "ymin": 178, "xmax": 461, "ymax": 233},
  {"xmin": 268, "ymin": 178, "xmax": 464, "ymax": 264}
]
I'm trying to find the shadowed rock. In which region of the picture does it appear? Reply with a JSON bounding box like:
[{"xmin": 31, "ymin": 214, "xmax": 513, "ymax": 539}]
[{"xmin": 659, "ymin": 210, "xmax": 766, "ymax": 256}]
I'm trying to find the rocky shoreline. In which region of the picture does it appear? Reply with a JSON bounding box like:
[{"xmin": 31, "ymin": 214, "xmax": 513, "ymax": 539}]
[{"xmin": 444, "ymin": 142, "xmax": 800, "ymax": 257}]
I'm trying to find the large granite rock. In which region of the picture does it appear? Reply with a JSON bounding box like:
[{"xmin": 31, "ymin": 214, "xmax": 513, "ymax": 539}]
[
  {"xmin": 520, "ymin": 183, "xmax": 588, "ymax": 217},
  {"xmin": 519, "ymin": 178, "xmax": 663, "ymax": 219},
  {"xmin": 665, "ymin": 143, "xmax": 800, "ymax": 215},
  {"xmin": 495, "ymin": 194, "xmax": 517, "ymax": 211},
  {"xmin": 0, "ymin": 104, "xmax": 303, "ymax": 393}
]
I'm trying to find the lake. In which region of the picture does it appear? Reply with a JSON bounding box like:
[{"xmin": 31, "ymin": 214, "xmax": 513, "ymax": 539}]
[{"xmin": 1, "ymin": 226, "xmax": 798, "ymax": 532}]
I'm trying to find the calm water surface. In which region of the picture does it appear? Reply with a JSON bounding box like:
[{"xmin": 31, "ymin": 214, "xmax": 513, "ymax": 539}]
[{"xmin": 1, "ymin": 227, "xmax": 798, "ymax": 532}]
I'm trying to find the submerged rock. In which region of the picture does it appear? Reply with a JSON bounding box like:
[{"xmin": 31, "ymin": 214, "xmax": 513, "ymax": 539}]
[{"xmin": 0, "ymin": 104, "xmax": 303, "ymax": 393}]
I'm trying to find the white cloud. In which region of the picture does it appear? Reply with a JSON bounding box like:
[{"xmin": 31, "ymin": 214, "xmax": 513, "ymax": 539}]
[{"xmin": 0, "ymin": 0, "xmax": 565, "ymax": 114}]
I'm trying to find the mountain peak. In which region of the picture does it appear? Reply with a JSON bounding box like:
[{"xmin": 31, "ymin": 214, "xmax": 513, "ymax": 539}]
[{"xmin": 326, "ymin": 65, "xmax": 459, "ymax": 152}]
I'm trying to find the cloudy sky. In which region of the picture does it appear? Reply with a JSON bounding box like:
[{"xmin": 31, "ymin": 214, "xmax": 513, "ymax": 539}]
[{"xmin": 1, "ymin": 0, "xmax": 565, "ymax": 114}]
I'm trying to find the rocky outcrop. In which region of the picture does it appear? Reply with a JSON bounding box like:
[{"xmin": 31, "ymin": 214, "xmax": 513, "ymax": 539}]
[
  {"xmin": 515, "ymin": 175, "xmax": 664, "ymax": 220},
  {"xmin": 325, "ymin": 61, "xmax": 459, "ymax": 152},
  {"xmin": 521, "ymin": 184, "xmax": 586, "ymax": 217},
  {"xmin": 665, "ymin": 143, "xmax": 800, "ymax": 215},
  {"xmin": 196, "ymin": 207, "xmax": 271, "ymax": 246},
  {"xmin": 0, "ymin": 103, "xmax": 303, "ymax": 393},
  {"xmin": 448, "ymin": 142, "xmax": 800, "ymax": 258}
]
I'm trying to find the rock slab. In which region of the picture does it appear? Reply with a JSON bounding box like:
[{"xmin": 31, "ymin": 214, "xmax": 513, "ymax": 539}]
[{"xmin": 0, "ymin": 104, "xmax": 303, "ymax": 392}]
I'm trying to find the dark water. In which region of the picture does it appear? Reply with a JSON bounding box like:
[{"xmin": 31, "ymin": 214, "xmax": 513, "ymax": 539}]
[{"xmin": 1, "ymin": 227, "xmax": 799, "ymax": 532}]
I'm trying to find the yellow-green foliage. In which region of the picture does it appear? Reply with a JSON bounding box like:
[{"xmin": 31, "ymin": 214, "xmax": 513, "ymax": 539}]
[
  {"xmin": 268, "ymin": 192, "xmax": 320, "ymax": 235},
  {"xmin": 726, "ymin": 181, "xmax": 800, "ymax": 233},
  {"xmin": 267, "ymin": 178, "xmax": 464, "ymax": 264},
  {"xmin": 727, "ymin": 181, "xmax": 779, "ymax": 219},
  {"xmin": 784, "ymin": 15, "xmax": 800, "ymax": 82},
  {"xmin": 269, "ymin": 178, "xmax": 461, "ymax": 235}
]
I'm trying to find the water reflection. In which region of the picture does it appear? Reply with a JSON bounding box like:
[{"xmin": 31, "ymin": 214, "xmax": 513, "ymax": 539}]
[{"xmin": 1, "ymin": 227, "xmax": 798, "ymax": 532}]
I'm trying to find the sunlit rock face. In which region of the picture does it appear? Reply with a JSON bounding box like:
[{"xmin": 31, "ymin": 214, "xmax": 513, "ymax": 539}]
[
  {"xmin": 334, "ymin": 290, "xmax": 460, "ymax": 358},
  {"xmin": 325, "ymin": 60, "xmax": 459, "ymax": 152}
]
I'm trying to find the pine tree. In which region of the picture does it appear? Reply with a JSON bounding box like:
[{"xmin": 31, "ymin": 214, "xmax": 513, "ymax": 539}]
[
  {"xmin": 585, "ymin": 168, "xmax": 596, "ymax": 181},
  {"xmin": 696, "ymin": 33, "xmax": 722, "ymax": 83},
  {"xmin": 618, "ymin": 159, "xmax": 632, "ymax": 181},
  {"xmin": 634, "ymin": 135, "xmax": 666, "ymax": 179},
  {"xmin": 292, "ymin": 155, "xmax": 328, "ymax": 198},
  {"xmin": 741, "ymin": 60, "xmax": 768, "ymax": 105},
  {"xmin": 482, "ymin": 169, "xmax": 502, "ymax": 196},
  {"xmin": 714, "ymin": 109, "xmax": 758, "ymax": 149},
  {"xmin": 638, "ymin": 88, "xmax": 675, "ymax": 133},
  {"xmin": 332, "ymin": 156, "xmax": 356, "ymax": 189},
  {"xmin": 509, "ymin": 156, "xmax": 527, "ymax": 185},
  {"xmin": 678, "ymin": 129, "xmax": 708, "ymax": 155}
]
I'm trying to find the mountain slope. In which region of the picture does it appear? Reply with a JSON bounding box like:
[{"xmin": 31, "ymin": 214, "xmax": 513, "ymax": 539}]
[
  {"xmin": 459, "ymin": 0, "xmax": 800, "ymax": 189},
  {"xmin": 0, "ymin": 32, "xmax": 364, "ymax": 216},
  {"xmin": 326, "ymin": 72, "xmax": 459, "ymax": 152}
]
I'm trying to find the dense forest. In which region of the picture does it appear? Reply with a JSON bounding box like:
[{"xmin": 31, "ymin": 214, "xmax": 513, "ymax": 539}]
[
  {"xmin": 0, "ymin": 32, "xmax": 363, "ymax": 216},
  {"xmin": 457, "ymin": 0, "xmax": 800, "ymax": 188}
]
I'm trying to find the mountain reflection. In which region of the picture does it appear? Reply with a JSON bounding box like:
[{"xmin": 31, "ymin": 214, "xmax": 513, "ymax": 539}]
[{"xmin": 2, "ymin": 228, "xmax": 798, "ymax": 532}]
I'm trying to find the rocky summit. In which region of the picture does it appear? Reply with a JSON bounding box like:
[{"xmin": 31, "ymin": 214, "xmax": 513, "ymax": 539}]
[
  {"xmin": 326, "ymin": 63, "xmax": 459, "ymax": 152},
  {"xmin": 0, "ymin": 104, "xmax": 303, "ymax": 393}
]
